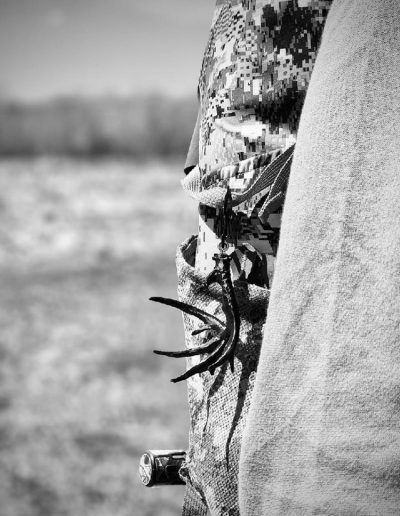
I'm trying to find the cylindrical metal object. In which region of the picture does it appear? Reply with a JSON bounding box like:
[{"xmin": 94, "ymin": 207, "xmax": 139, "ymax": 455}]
[{"xmin": 139, "ymin": 450, "xmax": 186, "ymax": 487}]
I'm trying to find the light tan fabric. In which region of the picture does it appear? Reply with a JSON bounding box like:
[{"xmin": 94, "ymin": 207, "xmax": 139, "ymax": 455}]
[{"xmin": 239, "ymin": 0, "xmax": 400, "ymax": 514}]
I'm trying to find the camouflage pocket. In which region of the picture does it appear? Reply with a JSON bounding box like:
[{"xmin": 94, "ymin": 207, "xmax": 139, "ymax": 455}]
[{"xmin": 175, "ymin": 235, "xmax": 269, "ymax": 516}]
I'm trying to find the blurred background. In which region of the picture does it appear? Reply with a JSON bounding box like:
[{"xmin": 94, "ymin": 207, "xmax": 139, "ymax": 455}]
[{"xmin": 0, "ymin": 1, "xmax": 214, "ymax": 515}]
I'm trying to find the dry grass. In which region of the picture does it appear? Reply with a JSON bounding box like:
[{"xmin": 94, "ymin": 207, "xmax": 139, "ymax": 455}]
[{"xmin": 0, "ymin": 158, "xmax": 197, "ymax": 516}]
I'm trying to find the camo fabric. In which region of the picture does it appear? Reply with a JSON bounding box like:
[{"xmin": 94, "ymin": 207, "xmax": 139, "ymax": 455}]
[
  {"xmin": 178, "ymin": 1, "xmax": 332, "ymax": 514},
  {"xmin": 184, "ymin": 144, "xmax": 295, "ymax": 284},
  {"xmin": 176, "ymin": 236, "xmax": 269, "ymax": 515},
  {"xmin": 198, "ymin": 0, "xmax": 332, "ymax": 170},
  {"xmin": 194, "ymin": 0, "xmax": 332, "ymax": 276}
]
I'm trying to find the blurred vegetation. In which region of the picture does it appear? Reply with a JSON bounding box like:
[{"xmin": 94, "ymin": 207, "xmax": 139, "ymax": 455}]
[
  {"xmin": 0, "ymin": 95, "xmax": 198, "ymax": 158},
  {"xmin": 0, "ymin": 159, "xmax": 197, "ymax": 516}
]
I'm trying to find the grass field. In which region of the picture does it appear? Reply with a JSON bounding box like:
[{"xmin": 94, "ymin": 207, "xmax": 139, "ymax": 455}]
[{"xmin": 0, "ymin": 158, "xmax": 197, "ymax": 516}]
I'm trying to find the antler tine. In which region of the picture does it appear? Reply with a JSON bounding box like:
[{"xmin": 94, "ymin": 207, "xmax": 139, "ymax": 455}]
[
  {"xmin": 153, "ymin": 334, "xmax": 221, "ymax": 358},
  {"xmin": 192, "ymin": 326, "xmax": 210, "ymax": 336},
  {"xmin": 203, "ymin": 302, "xmax": 240, "ymax": 373},
  {"xmin": 149, "ymin": 297, "xmax": 223, "ymax": 331},
  {"xmin": 205, "ymin": 340, "xmax": 237, "ymax": 373},
  {"xmin": 171, "ymin": 332, "xmax": 230, "ymax": 383}
]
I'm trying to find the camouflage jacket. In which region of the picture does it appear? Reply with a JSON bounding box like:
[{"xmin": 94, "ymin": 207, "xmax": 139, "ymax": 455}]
[{"xmin": 180, "ymin": 2, "xmax": 333, "ymax": 515}]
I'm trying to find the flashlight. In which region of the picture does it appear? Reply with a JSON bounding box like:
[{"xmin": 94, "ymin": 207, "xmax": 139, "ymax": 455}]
[{"xmin": 139, "ymin": 450, "xmax": 186, "ymax": 487}]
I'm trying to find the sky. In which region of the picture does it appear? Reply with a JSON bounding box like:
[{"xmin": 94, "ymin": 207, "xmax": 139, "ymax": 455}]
[{"xmin": 0, "ymin": 0, "xmax": 215, "ymax": 101}]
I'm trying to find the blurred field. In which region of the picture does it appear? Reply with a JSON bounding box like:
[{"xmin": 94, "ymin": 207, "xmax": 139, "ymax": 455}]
[{"xmin": 0, "ymin": 158, "xmax": 197, "ymax": 516}]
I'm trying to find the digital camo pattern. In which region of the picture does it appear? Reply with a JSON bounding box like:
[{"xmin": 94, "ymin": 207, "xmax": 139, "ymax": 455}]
[
  {"xmin": 181, "ymin": 1, "xmax": 332, "ymax": 514},
  {"xmin": 198, "ymin": 0, "xmax": 332, "ymax": 171},
  {"xmin": 176, "ymin": 237, "xmax": 269, "ymax": 516},
  {"xmin": 194, "ymin": 145, "xmax": 289, "ymax": 281},
  {"xmin": 195, "ymin": 0, "xmax": 332, "ymax": 279}
]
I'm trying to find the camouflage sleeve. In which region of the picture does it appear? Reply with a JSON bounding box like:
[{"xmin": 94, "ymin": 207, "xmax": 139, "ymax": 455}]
[
  {"xmin": 177, "ymin": 3, "xmax": 334, "ymax": 516},
  {"xmin": 198, "ymin": 0, "xmax": 332, "ymax": 173},
  {"xmin": 191, "ymin": 0, "xmax": 332, "ymax": 281}
]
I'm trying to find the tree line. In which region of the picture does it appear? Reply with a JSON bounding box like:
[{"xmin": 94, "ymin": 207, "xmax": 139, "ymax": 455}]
[{"xmin": 0, "ymin": 95, "xmax": 198, "ymax": 158}]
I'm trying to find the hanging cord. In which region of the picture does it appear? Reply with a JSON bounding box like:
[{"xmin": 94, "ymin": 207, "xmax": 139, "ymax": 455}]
[{"xmin": 215, "ymin": 186, "xmax": 239, "ymax": 251}]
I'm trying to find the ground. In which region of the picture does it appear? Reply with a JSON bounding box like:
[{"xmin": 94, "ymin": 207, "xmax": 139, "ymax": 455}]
[{"xmin": 0, "ymin": 158, "xmax": 197, "ymax": 516}]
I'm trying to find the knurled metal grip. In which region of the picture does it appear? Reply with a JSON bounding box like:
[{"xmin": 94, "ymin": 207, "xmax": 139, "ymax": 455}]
[{"xmin": 139, "ymin": 450, "xmax": 186, "ymax": 487}]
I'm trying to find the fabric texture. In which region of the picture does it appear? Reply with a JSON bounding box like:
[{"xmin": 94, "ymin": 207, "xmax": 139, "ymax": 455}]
[
  {"xmin": 177, "ymin": 1, "xmax": 332, "ymax": 514},
  {"xmin": 176, "ymin": 236, "xmax": 268, "ymax": 516},
  {"xmin": 239, "ymin": 0, "xmax": 400, "ymax": 514},
  {"xmin": 197, "ymin": 0, "xmax": 332, "ymax": 173},
  {"xmin": 183, "ymin": 145, "xmax": 294, "ymax": 282},
  {"xmin": 194, "ymin": 0, "xmax": 333, "ymax": 276}
]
